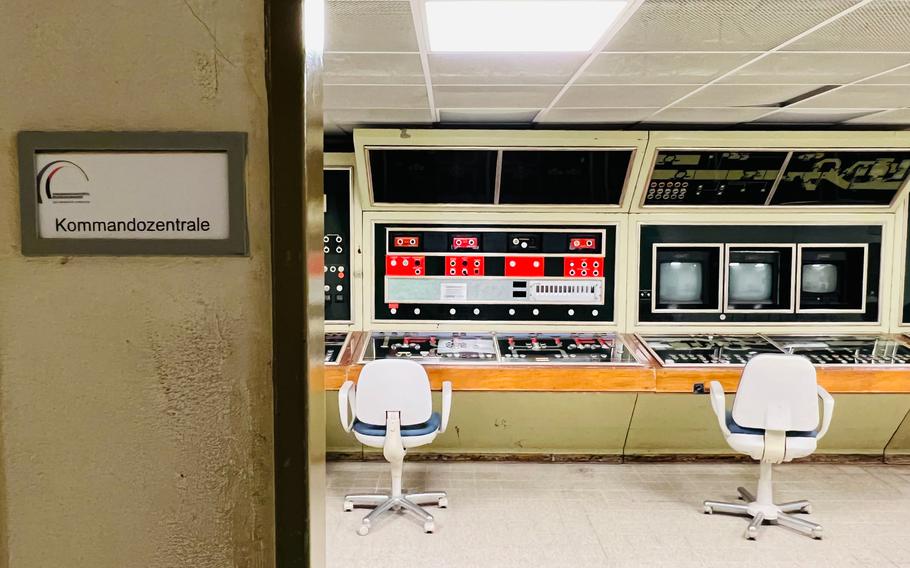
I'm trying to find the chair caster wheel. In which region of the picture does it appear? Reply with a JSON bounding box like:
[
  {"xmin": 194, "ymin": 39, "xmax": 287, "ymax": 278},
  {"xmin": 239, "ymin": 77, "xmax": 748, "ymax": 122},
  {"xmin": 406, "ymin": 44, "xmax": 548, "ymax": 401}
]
[
  {"xmin": 357, "ymin": 525, "xmax": 370, "ymax": 536},
  {"xmin": 812, "ymin": 528, "xmax": 823, "ymax": 540},
  {"xmin": 438, "ymin": 497, "xmax": 448, "ymax": 508},
  {"xmin": 343, "ymin": 500, "xmax": 354, "ymax": 512},
  {"xmin": 703, "ymin": 505, "xmax": 713, "ymax": 515},
  {"xmin": 424, "ymin": 521, "xmax": 435, "ymax": 533},
  {"xmin": 802, "ymin": 505, "xmax": 813, "ymax": 514}
]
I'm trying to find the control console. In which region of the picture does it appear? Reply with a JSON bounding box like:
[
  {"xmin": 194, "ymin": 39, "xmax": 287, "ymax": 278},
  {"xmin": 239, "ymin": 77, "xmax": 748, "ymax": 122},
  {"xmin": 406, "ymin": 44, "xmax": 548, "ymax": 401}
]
[
  {"xmin": 325, "ymin": 332, "xmax": 351, "ymax": 365},
  {"xmin": 497, "ymin": 333, "xmax": 639, "ymax": 365},
  {"xmin": 359, "ymin": 332, "xmax": 497, "ymax": 364}
]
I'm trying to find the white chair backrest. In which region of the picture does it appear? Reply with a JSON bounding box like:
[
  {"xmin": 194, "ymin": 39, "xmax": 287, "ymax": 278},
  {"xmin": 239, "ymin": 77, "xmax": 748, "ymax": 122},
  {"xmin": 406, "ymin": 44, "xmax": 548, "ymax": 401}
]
[
  {"xmin": 732, "ymin": 354, "xmax": 819, "ymax": 432},
  {"xmin": 355, "ymin": 360, "xmax": 432, "ymax": 426}
]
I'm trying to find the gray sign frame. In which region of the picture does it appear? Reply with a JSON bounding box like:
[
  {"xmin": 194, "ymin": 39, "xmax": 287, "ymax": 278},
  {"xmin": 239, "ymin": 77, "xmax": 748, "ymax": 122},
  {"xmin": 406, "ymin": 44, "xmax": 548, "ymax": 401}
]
[{"xmin": 18, "ymin": 131, "xmax": 249, "ymax": 256}]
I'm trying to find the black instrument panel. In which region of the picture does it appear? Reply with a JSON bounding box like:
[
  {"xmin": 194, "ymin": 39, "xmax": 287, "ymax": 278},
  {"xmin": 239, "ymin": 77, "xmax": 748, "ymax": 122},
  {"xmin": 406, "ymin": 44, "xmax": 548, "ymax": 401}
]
[
  {"xmin": 645, "ymin": 149, "xmax": 910, "ymax": 207},
  {"xmin": 325, "ymin": 168, "xmax": 352, "ymax": 323}
]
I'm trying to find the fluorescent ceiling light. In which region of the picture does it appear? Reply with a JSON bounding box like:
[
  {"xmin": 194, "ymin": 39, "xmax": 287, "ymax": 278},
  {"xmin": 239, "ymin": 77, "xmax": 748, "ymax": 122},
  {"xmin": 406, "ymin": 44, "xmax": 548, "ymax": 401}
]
[{"xmin": 425, "ymin": 0, "xmax": 628, "ymax": 52}]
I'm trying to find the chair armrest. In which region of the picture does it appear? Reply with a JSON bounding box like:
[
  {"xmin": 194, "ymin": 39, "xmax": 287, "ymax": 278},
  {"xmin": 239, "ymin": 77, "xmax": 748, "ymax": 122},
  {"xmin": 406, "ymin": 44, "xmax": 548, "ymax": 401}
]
[
  {"xmin": 338, "ymin": 380, "xmax": 356, "ymax": 433},
  {"xmin": 440, "ymin": 381, "xmax": 453, "ymax": 433},
  {"xmin": 816, "ymin": 385, "xmax": 835, "ymax": 440},
  {"xmin": 709, "ymin": 381, "xmax": 730, "ymax": 437}
]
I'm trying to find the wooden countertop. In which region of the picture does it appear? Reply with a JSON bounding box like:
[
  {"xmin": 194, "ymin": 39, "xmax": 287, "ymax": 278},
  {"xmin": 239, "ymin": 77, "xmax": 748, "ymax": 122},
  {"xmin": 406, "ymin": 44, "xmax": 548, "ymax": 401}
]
[{"xmin": 326, "ymin": 332, "xmax": 910, "ymax": 394}]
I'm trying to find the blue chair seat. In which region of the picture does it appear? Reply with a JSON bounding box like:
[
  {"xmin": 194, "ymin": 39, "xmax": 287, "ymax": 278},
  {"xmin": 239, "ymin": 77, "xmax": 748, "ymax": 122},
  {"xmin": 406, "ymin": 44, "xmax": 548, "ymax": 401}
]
[
  {"xmin": 726, "ymin": 411, "xmax": 817, "ymax": 438},
  {"xmin": 353, "ymin": 412, "xmax": 441, "ymax": 437}
]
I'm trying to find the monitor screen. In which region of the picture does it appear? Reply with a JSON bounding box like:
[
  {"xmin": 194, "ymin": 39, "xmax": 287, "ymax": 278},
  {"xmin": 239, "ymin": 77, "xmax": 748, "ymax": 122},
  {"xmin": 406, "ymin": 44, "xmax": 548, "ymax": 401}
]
[
  {"xmin": 658, "ymin": 261, "xmax": 703, "ymax": 304},
  {"xmin": 728, "ymin": 262, "xmax": 773, "ymax": 303},
  {"xmin": 802, "ymin": 263, "xmax": 838, "ymax": 294}
]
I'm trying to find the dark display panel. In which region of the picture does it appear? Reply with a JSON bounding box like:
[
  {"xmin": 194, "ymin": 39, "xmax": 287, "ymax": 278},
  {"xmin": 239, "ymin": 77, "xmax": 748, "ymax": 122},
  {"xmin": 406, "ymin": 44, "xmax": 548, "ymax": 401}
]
[
  {"xmin": 324, "ymin": 169, "xmax": 352, "ymax": 322},
  {"xmin": 638, "ymin": 225, "xmax": 881, "ymax": 324},
  {"xmin": 904, "ymin": 209, "xmax": 910, "ymax": 324},
  {"xmin": 645, "ymin": 151, "xmax": 788, "ymax": 205},
  {"xmin": 498, "ymin": 150, "xmax": 631, "ymax": 205},
  {"xmin": 374, "ymin": 223, "xmax": 616, "ymax": 323},
  {"xmin": 726, "ymin": 247, "xmax": 794, "ymax": 311},
  {"xmin": 368, "ymin": 149, "xmax": 497, "ymax": 204},
  {"xmin": 798, "ymin": 246, "xmax": 867, "ymax": 311},
  {"xmin": 653, "ymin": 246, "xmax": 721, "ymax": 311},
  {"xmin": 771, "ymin": 151, "xmax": 910, "ymax": 206}
]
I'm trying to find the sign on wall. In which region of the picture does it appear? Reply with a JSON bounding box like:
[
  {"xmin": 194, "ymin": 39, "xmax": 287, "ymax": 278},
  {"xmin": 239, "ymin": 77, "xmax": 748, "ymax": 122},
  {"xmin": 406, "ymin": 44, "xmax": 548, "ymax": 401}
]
[{"xmin": 19, "ymin": 132, "xmax": 248, "ymax": 255}]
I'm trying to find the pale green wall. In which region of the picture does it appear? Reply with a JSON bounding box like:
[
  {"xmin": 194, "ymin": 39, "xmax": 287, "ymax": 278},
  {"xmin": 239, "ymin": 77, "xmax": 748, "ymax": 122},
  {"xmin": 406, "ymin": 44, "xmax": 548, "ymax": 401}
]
[
  {"xmin": 885, "ymin": 407, "xmax": 910, "ymax": 462},
  {"xmin": 328, "ymin": 391, "xmax": 910, "ymax": 459}
]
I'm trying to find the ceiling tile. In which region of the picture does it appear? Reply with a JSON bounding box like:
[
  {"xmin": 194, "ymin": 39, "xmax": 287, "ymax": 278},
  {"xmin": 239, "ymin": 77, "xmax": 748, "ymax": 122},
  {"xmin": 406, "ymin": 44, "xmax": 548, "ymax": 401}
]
[
  {"xmin": 721, "ymin": 53, "xmax": 910, "ymax": 85},
  {"xmin": 786, "ymin": 0, "xmax": 910, "ymax": 51},
  {"xmin": 429, "ymin": 53, "xmax": 585, "ymax": 85},
  {"xmin": 604, "ymin": 0, "xmax": 861, "ymax": 52},
  {"xmin": 434, "ymin": 85, "xmax": 560, "ymax": 108},
  {"xmin": 325, "ymin": 109, "xmax": 433, "ymax": 127},
  {"xmin": 682, "ymin": 84, "xmax": 826, "ymax": 107},
  {"xmin": 556, "ymin": 85, "xmax": 694, "ymax": 108},
  {"xmin": 438, "ymin": 109, "xmax": 539, "ymax": 123},
  {"xmin": 791, "ymin": 85, "xmax": 910, "ymax": 108},
  {"xmin": 860, "ymin": 64, "xmax": 910, "ymax": 85},
  {"xmin": 577, "ymin": 52, "xmax": 756, "ymax": 85},
  {"xmin": 646, "ymin": 107, "xmax": 772, "ymax": 123},
  {"xmin": 755, "ymin": 109, "xmax": 878, "ymax": 124},
  {"xmin": 325, "ymin": 53, "xmax": 424, "ymax": 85},
  {"xmin": 325, "ymin": 85, "xmax": 429, "ymax": 109},
  {"xmin": 539, "ymin": 108, "xmax": 660, "ymax": 123},
  {"xmin": 845, "ymin": 109, "xmax": 910, "ymax": 125},
  {"xmin": 326, "ymin": 0, "xmax": 419, "ymax": 52}
]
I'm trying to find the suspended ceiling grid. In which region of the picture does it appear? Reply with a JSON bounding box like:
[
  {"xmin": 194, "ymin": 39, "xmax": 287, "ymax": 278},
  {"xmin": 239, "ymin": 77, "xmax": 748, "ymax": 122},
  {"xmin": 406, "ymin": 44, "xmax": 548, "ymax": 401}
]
[{"xmin": 324, "ymin": 0, "xmax": 910, "ymax": 132}]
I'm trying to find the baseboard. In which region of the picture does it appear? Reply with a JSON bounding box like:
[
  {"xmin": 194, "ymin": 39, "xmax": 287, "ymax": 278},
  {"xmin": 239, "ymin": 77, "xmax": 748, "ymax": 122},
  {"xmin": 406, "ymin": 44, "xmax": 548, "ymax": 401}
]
[
  {"xmin": 326, "ymin": 451, "xmax": 623, "ymax": 463},
  {"xmin": 326, "ymin": 452, "xmax": 887, "ymax": 464}
]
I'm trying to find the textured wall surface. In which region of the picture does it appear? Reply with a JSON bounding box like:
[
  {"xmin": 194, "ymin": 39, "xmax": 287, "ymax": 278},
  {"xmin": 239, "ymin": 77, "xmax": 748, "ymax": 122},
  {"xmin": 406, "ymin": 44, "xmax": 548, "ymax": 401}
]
[{"xmin": 0, "ymin": 1, "xmax": 273, "ymax": 566}]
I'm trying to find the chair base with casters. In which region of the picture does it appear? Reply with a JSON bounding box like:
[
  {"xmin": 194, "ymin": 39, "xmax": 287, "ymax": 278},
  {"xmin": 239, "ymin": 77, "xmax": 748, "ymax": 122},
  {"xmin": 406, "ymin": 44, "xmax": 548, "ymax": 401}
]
[
  {"xmin": 703, "ymin": 355, "xmax": 835, "ymax": 541},
  {"xmin": 338, "ymin": 361, "xmax": 453, "ymax": 535},
  {"xmin": 703, "ymin": 460, "xmax": 822, "ymax": 540}
]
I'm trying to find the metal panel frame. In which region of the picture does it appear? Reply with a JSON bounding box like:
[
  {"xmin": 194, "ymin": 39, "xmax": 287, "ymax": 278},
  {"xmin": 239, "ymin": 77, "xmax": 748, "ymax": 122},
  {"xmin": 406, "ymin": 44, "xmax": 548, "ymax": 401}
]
[
  {"xmin": 362, "ymin": 210, "xmax": 629, "ymax": 331},
  {"xmin": 325, "ymin": 153, "xmax": 363, "ymax": 331},
  {"xmin": 18, "ymin": 130, "xmax": 249, "ymax": 256},
  {"xmin": 353, "ymin": 128, "xmax": 650, "ymax": 212}
]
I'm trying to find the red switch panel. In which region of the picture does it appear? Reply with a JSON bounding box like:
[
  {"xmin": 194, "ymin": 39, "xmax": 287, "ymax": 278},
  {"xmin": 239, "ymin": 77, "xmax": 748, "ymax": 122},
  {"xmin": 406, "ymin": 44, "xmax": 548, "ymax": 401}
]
[
  {"xmin": 564, "ymin": 257, "xmax": 603, "ymax": 278},
  {"xmin": 445, "ymin": 255, "xmax": 484, "ymax": 276},
  {"xmin": 451, "ymin": 235, "xmax": 480, "ymax": 250},
  {"xmin": 569, "ymin": 237, "xmax": 597, "ymax": 251},
  {"xmin": 393, "ymin": 235, "xmax": 420, "ymax": 248},
  {"xmin": 386, "ymin": 255, "xmax": 425, "ymax": 276},
  {"xmin": 504, "ymin": 256, "xmax": 544, "ymax": 277}
]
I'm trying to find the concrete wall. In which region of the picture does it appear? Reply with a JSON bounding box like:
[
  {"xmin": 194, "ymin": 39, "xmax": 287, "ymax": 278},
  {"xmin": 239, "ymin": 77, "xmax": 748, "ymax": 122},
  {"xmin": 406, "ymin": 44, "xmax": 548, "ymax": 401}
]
[{"xmin": 0, "ymin": 2, "xmax": 273, "ymax": 567}]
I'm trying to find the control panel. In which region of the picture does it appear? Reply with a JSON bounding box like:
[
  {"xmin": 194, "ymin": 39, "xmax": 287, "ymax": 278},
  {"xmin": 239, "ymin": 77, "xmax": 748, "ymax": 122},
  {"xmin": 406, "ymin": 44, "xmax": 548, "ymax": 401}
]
[
  {"xmin": 358, "ymin": 331, "xmax": 644, "ymax": 365},
  {"xmin": 324, "ymin": 168, "xmax": 352, "ymax": 323},
  {"xmin": 639, "ymin": 334, "xmax": 781, "ymax": 366},
  {"xmin": 359, "ymin": 332, "xmax": 498, "ymax": 364},
  {"xmin": 646, "ymin": 151, "xmax": 787, "ymax": 206},
  {"xmin": 497, "ymin": 333, "xmax": 640, "ymax": 365},
  {"xmin": 374, "ymin": 223, "xmax": 616, "ymax": 323},
  {"xmin": 325, "ymin": 332, "xmax": 351, "ymax": 365},
  {"xmin": 639, "ymin": 334, "xmax": 910, "ymax": 367}
]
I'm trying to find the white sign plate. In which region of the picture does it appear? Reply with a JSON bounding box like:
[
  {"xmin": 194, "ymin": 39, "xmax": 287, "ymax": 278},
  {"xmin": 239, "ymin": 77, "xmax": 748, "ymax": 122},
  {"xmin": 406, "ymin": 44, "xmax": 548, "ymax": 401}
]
[{"xmin": 35, "ymin": 152, "xmax": 230, "ymax": 239}]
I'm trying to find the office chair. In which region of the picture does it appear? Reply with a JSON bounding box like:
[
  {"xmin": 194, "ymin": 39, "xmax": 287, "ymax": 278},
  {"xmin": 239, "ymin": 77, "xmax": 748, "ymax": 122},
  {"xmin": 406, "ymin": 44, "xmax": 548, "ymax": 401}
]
[
  {"xmin": 703, "ymin": 354, "xmax": 835, "ymax": 540},
  {"xmin": 338, "ymin": 359, "xmax": 452, "ymax": 535}
]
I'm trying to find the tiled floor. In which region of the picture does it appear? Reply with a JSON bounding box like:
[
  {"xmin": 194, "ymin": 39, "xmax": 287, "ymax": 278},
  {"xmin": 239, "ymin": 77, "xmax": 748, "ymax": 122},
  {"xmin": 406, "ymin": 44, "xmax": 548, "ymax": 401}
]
[{"xmin": 326, "ymin": 460, "xmax": 910, "ymax": 568}]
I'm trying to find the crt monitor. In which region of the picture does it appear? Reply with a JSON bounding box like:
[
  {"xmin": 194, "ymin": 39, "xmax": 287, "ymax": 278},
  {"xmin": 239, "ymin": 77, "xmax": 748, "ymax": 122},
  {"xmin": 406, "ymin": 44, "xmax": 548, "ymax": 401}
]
[
  {"xmin": 658, "ymin": 261, "xmax": 703, "ymax": 304},
  {"xmin": 728, "ymin": 262, "xmax": 773, "ymax": 303},
  {"xmin": 802, "ymin": 263, "xmax": 838, "ymax": 294}
]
